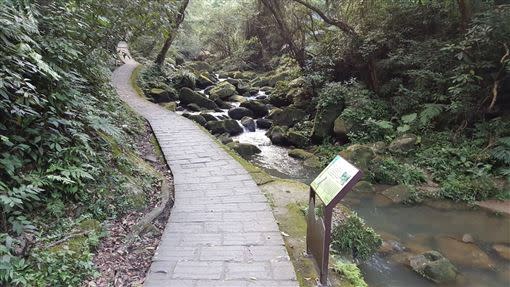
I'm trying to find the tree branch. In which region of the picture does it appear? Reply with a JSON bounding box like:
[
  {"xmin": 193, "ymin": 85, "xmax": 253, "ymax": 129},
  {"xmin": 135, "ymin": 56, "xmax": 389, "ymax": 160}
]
[
  {"xmin": 291, "ymin": 0, "xmax": 358, "ymax": 38},
  {"xmin": 488, "ymin": 43, "xmax": 509, "ymax": 111}
]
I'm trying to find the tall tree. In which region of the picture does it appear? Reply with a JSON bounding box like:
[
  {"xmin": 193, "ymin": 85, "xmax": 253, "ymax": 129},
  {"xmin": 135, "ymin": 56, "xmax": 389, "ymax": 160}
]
[
  {"xmin": 155, "ymin": 0, "xmax": 190, "ymax": 65},
  {"xmin": 291, "ymin": 0, "xmax": 358, "ymax": 38},
  {"xmin": 260, "ymin": 0, "xmax": 306, "ymax": 66}
]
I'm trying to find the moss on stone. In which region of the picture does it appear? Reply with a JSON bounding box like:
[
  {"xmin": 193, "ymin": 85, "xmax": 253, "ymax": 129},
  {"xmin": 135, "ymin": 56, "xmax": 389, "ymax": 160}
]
[{"xmin": 79, "ymin": 219, "xmax": 102, "ymax": 233}]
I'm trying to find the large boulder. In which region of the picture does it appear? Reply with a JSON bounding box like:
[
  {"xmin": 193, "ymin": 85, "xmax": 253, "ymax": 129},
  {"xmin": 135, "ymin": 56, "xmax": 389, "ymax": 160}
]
[
  {"xmin": 493, "ymin": 244, "xmax": 510, "ymax": 261},
  {"xmin": 389, "ymin": 134, "xmax": 418, "ymax": 153},
  {"xmin": 240, "ymin": 100, "xmax": 269, "ymax": 118},
  {"xmin": 339, "ymin": 144, "xmax": 376, "ymax": 171},
  {"xmin": 267, "ymin": 107, "xmax": 306, "ymax": 127},
  {"xmin": 303, "ymin": 156, "xmax": 322, "ymax": 168},
  {"xmin": 148, "ymin": 88, "xmax": 178, "ymax": 103},
  {"xmin": 266, "ymin": 126, "xmax": 288, "ymax": 145},
  {"xmin": 286, "ymin": 131, "xmax": 310, "ymax": 148},
  {"xmin": 288, "ymin": 149, "xmax": 314, "ymax": 160},
  {"xmin": 185, "ymin": 61, "xmax": 213, "ymax": 73},
  {"xmin": 311, "ymin": 104, "xmax": 344, "ymax": 143},
  {"xmin": 196, "ymin": 74, "xmax": 214, "ymax": 89},
  {"xmin": 185, "ymin": 114, "xmax": 207, "ymax": 126},
  {"xmin": 173, "ymin": 72, "xmax": 196, "ymax": 90},
  {"xmin": 209, "ymin": 81, "xmax": 237, "ymax": 100},
  {"xmin": 380, "ymin": 185, "xmax": 412, "ymax": 204},
  {"xmin": 179, "ymin": 87, "xmax": 218, "ymax": 110},
  {"xmin": 205, "ymin": 120, "xmax": 243, "ymax": 136},
  {"xmin": 409, "ymin": 251, "xmax": 458, "ymax": 284},
  {"xmin": 186, "ymin": 103, "xmax": 202, "ymax": 112},
  {"xmin": 256, "ymin": 118, "xmax": 272, "ymax": 129},
  {"xmin": 333, "ymin": 116, "xmax": 350, "ymax": 143},
  {"xmin": 287, "ymin": 77, "xmax": 313, "ymax": 109},
  {"xmin": 200, "ymin": 113, "xmax": 219, "ymax": 122},
  {"xmin": 228, "ymin": 95, "xmax": 247, "ymax": 103},
  {"xmin": 241, "ymin": 117, "xmax": 256, "ymax": 132},
  {"xmin": 353, "ymin": 181, "xmax": 375, "ymax": 193},
  {"xmin": 435, "ymin": 236, "xmax": 494, "ymax": 269},
  {"xmin": 227, "ymin": 142, "xmax": 261, "ymax": 157},
  {"xmin": 214, "ymin": 98, "xmax": 233, "ymax": 109},
  {"xmin": 228, "ymin": 107, "xmax": 254, "ymax": 120}
]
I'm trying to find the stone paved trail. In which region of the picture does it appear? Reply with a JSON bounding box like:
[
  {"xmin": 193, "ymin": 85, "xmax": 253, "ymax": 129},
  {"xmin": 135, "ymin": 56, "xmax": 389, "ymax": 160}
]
[{"xmin": 112, "ymin": 44, "xmax": 298, "ymax": 287}]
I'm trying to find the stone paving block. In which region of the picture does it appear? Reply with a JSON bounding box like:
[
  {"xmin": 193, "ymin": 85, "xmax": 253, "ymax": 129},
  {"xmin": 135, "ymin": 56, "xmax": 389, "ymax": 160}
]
[
  {"xmin": 153, "ymin": 246, "xmax": 199, "ymax": 261},
  {"xmin": 248, "ymin": 246, "xmax": 290, "ymax": 261},
  {"xmin": 195, "ymin": 280, "xmax": 248, "ymax": 287},
  {"xmin": 200, "ymin": 245, "xmax": 247, "ymax": 261},
  {"xmin": 173, "ymin": 262, "xmax": 223, "ymax": 280},
  {"xmin": 225, "ymin": 262, "xmax": 272, "ymax": 280}
]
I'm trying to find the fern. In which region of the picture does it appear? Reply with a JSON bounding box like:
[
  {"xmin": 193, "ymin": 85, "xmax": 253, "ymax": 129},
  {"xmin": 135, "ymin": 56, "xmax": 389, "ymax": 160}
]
[
  {"xmin": 419, "ymin": 103, "xmax": 444, "ymax": 125},
  {"xmin": 492, "ymin": 137, "xmax": 510, "ymax": 165}
]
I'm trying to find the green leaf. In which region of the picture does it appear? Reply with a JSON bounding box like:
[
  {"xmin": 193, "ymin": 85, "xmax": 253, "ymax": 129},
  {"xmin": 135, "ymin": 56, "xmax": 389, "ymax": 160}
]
[
  {"xmin": 401, "ymin": 113, "xmax": 417, "ymax": 124},
  {"xmin": 375, "ymin": 120, "xmax": 393, "ymax": 129},
  {"xmin": 397, "ymin": 124, "xmax": 411, "ymax": 133}
]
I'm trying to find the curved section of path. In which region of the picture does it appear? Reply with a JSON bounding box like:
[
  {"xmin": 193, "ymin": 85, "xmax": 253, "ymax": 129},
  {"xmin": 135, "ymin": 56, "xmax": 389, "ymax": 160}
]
[{"xmin": 112, "ymin": 44, "xmax": 298, "ymax": 287}]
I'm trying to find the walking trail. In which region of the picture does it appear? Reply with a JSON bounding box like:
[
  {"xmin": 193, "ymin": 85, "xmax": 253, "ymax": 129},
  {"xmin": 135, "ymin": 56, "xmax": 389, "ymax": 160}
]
[{"xmin": 113, "ymin": 42, "xmax": 299, "ymax": 287}]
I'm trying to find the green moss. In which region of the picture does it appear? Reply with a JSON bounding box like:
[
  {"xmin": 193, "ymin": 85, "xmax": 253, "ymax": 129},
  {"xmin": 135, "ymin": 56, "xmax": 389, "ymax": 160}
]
[
  {"xmin": 149, "ymin": 134, "xmax": 165, "ymax": 162},
  {"xmin": 78, "ymin": 219, "xmax": 102, "ymax": 233},
  {"xmin": 130, "ymin": 64, "xmax": 145, "ymax": 98},
  {"xmin": 332, "ymin": 259, "xmax": 368, "ymax": 287}
]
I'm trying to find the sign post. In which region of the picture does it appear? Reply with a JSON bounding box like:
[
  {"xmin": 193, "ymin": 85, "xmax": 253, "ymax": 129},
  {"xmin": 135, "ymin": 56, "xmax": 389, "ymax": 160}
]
[{"xmin": 306, "ymin": 155, "xmax": 363, "ymax": 286}]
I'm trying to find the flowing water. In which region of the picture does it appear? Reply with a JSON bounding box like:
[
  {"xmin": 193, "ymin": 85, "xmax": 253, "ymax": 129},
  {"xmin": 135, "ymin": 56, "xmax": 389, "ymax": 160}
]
[
  {"xmin": 236, "ymin": 130, "xmax": 510, "ymax": 287},
  {"xmin": 179, "ymin": 77, "xmax": 510, "ymax": 287}
]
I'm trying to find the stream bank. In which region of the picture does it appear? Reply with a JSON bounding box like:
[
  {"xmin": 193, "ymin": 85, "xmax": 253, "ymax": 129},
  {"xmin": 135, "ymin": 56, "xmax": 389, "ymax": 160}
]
[{"xmin": 135, "ymin": 61, "xmax": 510, "ymax": 287}]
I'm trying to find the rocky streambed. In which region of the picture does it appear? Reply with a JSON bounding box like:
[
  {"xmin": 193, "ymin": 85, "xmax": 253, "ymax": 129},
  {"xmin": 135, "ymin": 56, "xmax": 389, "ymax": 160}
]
[{"xmin": 143, "ymin": 65, "xmax": 510, "ymax": 287}]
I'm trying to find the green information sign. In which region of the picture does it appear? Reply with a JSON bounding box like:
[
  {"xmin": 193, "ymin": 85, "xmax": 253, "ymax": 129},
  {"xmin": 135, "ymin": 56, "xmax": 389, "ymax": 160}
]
[{"xmin": 310, "ymin": 155, "xmax": 360, "ymax": 206}]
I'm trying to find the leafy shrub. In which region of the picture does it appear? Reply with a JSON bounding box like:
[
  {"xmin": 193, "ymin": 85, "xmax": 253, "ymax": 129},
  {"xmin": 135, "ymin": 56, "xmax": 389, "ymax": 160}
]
[
  {"xmin": 332, "ymin": 259, "xmax": 368, "ymax": 287},
  {"xmin": 331, "ymin": 212, "xmax": 382, "ymax": 261},
  {"xmin": 369, "ymin": 157, "xmax": 426, "ymax": 185},
  {"xmin": 0, "ymin": 2, "xmax": 158, "ymax": 284},
  {"xmin": 440, "ymin": 174, "xmax": 498, "ymax": 202}
]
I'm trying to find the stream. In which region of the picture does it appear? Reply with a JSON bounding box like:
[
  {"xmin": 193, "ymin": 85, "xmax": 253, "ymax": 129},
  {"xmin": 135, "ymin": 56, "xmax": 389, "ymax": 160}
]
[{"xmin": 178, "ymin": 76, "xmax": 510, "ymax": 287}]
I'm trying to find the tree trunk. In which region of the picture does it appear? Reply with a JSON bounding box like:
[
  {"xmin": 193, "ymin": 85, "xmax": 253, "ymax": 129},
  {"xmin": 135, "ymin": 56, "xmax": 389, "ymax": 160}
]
[
  {"xmin": 154, "ymin": 0, "xmax": 190, "ymax": 66},
  {"xmin": 457, "ymin": 0, "xmax": 472, "ymax": 32},
  {"xmin": 260, "ymin": 0, "xmax": 306, "ymax": 67}
]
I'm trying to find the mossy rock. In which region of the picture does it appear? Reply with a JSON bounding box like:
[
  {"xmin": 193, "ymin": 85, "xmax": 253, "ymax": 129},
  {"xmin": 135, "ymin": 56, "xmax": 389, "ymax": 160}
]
[
  {"xmin": 267, "ymin": 107, "xmax": 306, "ymax": 127},
  {"xmin": 311, "ymin": 103, "xmax": 345, "ymax": 143},
  {"xmin": 380, "ymin": 185, "xmax": 412, "ymax": 203},
  {"xmin": 162, "ymin": 102, "xmax": 177, "ymax": 111},
  {"xmin": 209, "ymin": 81, "xmax": 237, "ymax": 100},
  {"xmin": 266, "ymin": 125, "xmax": 288, "ymax": 145},
  {"xmin": 240, "ymin": 100, "xmax": 269, "ymax": 118},
  {"xmin": 148, "ymin": 87, "xmax": 178, "ymax": 103},
  {"xmin": 389, "ymin": 134, "xmax": 418, "ymax": 153},
  {"xmin": 179, "ymin": 87, "xmax": 218, "ymax": 110},
  {"xmin": 185, "ymin": 61, "xmax": 213, "ymax": 72},
  {"xmin": 187, "ymin": 114, "xmax": 207, "ymax": 126},
  {"xmin": 303, "ymin": 156, "xmax": 322, "ymax": 169},
  {"xmin": 226, "ymin": 142, "xmax": 261, "ymax": 157},
  {"xmin": 196, "ymin": 74, "xmax": 214, "ymax": 89},
  {"xmin": 286, "ymin": 131, "xmax": 310, "ymax": 148},
  {"xmin": 79, "ymin": 219, "xmax": 102, "ymax": 233},
  {"xmin": 250, "ymin": 172, "xmax": 274, "ymax": 185},
  {"xmin": 206, "ymin": 119, "xmax": 243, "ymax": 136},
  {"xmin": 353, "ymin": 181, "xmax": 375, "ymax": 193},
  {"xmin": 288, "ymin": 148, "xmax": 314, "ymax": 160},
  {"xmin": 409, "ymin": 251, "xmax": 458, "ymax": 284},
  {"xmin": 333, "ymin": 117, "xmax": 350, "ymax": 143},
  {"xmin": 339, "ymin": 144, "xmax": 376, "ymax": 171}
]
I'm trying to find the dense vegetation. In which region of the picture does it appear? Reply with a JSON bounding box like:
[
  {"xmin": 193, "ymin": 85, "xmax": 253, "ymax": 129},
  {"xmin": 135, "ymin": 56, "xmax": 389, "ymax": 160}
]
[
  {"xmin": 137, "ymin": 0, "xmax": 509, "ymax": 203},
  {"xmin": 0, "ymin": 1, "xmax": 182, "ymax": 285}
]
